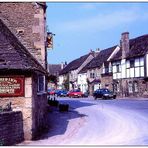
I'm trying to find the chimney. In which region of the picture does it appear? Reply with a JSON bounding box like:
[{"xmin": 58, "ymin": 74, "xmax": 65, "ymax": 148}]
[
  {"xmin": 121, "ymin": 32, "xmax": 129, "ymax": 59},
  {"xmin": 64, "ymin": 61, "xmax": 67, "ymax": 67},
  {"xmin": 96, "ymin": 48, "xmax": 100, "ymax": 53},
  {"xmin": 61, "ymin": 62, "xmax": 64, "ymax": 69}
]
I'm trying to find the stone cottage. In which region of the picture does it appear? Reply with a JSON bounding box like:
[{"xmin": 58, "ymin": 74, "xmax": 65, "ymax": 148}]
[
  {"xmin": 79, "ymin": 46, "xmax": 119, "ymax": 95},
  {"xmin": 0, "ymin": 2, "xmax": 48, "ymax": 140},
  {"xmin": 59, "ymin": 50, "xmax": 98, "ymax": 91}
]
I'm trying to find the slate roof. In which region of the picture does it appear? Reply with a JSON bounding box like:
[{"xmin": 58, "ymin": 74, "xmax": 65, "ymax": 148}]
[
  {"xmin": 111, "ymin": 34, "xmax": 148, "ymax": 61},
  {"xmin": 0, "ymin": 19, "xmax": 47, "ymax": 74},
  {"xmin": 59, "ymin": 53, "xmax": 91, "ymax": 75},
  {"xmin": 48, "ymin": 64, "xmax": 61, "ymax": 76},
  {"xmin": 79, "ymin": 46, "xmax": 117, "ymax": 73}
]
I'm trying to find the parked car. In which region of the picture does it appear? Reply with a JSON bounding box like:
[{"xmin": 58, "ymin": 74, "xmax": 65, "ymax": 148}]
[
  {"xmin": 93, "ymin": 88, "xmax": 116, "ymax": 100},
  {"xmin": 48, "ymin": 89, "xmax": 55, "ymax": 95},
  {"xmin": 68, "ymin": 89, "xmax": 83, "ymax": 98},
  {"xmin": 55, "ymin": 89, "xmax": 68, "ymax": 97}
]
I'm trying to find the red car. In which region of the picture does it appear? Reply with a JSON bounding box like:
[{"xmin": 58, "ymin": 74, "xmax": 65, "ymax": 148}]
[
  {"xmin": 68, "ymin": 90, "xmax": 83, "ymax": 98},
  {"xmin": 48, "ymin": 89, "xmax": 55, "ymax": 95}
]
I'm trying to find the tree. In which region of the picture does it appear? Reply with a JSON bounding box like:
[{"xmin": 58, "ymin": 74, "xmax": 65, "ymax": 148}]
[{"xmin": 63, "ymin": 75, "xmax": 69, "ymax": 90}]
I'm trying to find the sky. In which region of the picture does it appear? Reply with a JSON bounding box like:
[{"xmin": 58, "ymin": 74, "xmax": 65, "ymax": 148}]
[{"xmin": 46, "ymin": 2, "xmax": 148, "ymax": 64}]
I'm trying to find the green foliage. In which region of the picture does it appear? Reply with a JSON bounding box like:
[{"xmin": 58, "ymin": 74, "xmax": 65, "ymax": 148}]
[
  {"xmin": 48, "ymin": 75, "xmax": 57, "ymax": 84},
  {"xmin": 63, "ymin": 75, "xmax": 69, "ymax": 90}
]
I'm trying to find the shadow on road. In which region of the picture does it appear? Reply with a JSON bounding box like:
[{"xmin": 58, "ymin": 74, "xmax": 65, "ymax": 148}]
[{"xmin": 36, "ymin": 99, "xmax": 95, "ymax": 140}]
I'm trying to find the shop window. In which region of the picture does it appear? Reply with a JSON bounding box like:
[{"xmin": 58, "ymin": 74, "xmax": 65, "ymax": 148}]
[{"xmin": 38, "ymin": 75, "xmax": 45, "ymax": 92}]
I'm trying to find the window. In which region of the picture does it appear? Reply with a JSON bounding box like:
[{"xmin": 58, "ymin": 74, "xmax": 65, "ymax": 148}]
[
  {"xmin": 90, "ymin": 72, "xmax": 95, "ymax": 78},
  {"xmin": 130, "ymin": 60, "xmax": 135, "ymax": 68},
  {"xmin": 113, "ymin": 82, "xmax": 120, "ymax": 92},
  {"xmin": 128, "ymin": 82, "xmax": 133, "ymax": 93},
  {"xmin": 105, "ymin": 67, "xmax": 109, "ymax": 73},
  {"xmin": 38, "ymin": 75, "xmax": 45, "ymax": 92},
  {"xmin": 126, "ymin": 57, "xmax": 144, "ymax": 78},
  {"xmin": 92, "ymin": 73, "xmax": 95, "ymax": 78},
  {"xmin": 134, "ymin": 81, "xmax": 138, "ymax": 92},
  {"xmin": 116, "ymin": 64, "xmax": 120, "ymax": 73}
]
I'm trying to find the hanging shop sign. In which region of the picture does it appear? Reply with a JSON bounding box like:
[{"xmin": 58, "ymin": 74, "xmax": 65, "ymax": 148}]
[{"xmin": 0, "ymin": 76, "xmax": 25, "ymax": 97}]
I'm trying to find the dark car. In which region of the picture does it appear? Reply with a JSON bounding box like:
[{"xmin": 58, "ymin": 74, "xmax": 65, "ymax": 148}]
[
  {"xmin": 55, "ymin": 89, "xmax": 68, "ymax": 97},
  {"xmin": 93, "ymin": 88, "xmax": 116, "ymax": 100}
]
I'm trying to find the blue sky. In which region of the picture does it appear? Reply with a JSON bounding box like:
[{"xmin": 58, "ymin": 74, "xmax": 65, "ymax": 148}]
[{"xmin": 46, "ymin": 2, "xmax": 148, "ymax": 64}]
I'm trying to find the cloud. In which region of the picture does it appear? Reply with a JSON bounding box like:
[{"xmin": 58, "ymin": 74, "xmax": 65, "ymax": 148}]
[{"xmin": 55, "ymin": 7, "xmax": 148, "ymax": 33}]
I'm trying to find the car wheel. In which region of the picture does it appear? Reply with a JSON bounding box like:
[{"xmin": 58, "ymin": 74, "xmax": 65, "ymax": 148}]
[
  {"xmin": 102, "ymin": 96, "xmax": 106, "ymax": 100},
  {"xmin": 113, "ymin": 96, "xmax": 116, "ymax": 99}
]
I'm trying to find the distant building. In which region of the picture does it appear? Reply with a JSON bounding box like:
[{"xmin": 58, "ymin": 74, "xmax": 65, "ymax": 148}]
[
  {"xmin": 48, "ymin": 64, "xmax": 62, "ymax": 89},
  {"xmin": 79, "ymin": 46, "xmax": 119, "ymax": 95},
  {"xmin": 59, "ymin": 51, "xmax": 98, "ymax": 90}
]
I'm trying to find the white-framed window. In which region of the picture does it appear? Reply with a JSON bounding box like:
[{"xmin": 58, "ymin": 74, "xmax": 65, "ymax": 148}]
[
  {"xmin": 38, "ymin": 75, "xmax": 45, "ymax": 92},
  {"xmin": 126, "ymin": 57, "xmax": 144, "ymax": 78}
]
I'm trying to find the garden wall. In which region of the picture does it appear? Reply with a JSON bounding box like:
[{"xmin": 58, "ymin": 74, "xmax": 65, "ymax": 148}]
[{"xmin": 0, "ymin": 111, "xmax": 24, "ymax": 146}]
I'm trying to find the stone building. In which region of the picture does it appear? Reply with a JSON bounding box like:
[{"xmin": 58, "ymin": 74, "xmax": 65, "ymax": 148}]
[
  {"xmin": 59, "ymin": 50, "xmax": 98, "ymax": 91},
  {"xmin": 0, "ymin": 2, "xmax": 47, "ymax": 68},
  {"xmin": 79, "ymin": 46, "xmax": 119, "ymax": 95},
  {"xmin": 0, "ymin": 2, "xmax": 48, "ymax": 141},
  {"xmin": 48, "ymin": 64, "xmax": 62, "ymax": 89},
  {"xmin": 111, "ymin": 32, "xmax": 148, "ymax": 97}
]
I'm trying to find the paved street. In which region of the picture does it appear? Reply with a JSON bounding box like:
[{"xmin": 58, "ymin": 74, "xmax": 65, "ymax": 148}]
[{"xmin": 21, "ymin": 97, "xmax": 148, "ymax": 146}]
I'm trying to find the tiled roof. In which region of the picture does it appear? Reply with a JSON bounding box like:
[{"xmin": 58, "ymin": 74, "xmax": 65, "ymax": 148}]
[
  {"xmin": 59, "ymin": 53, "xmax": 91, "ymax": 75},
  {"xmin": 0, "ymin": 19, "xmax": 47, "ymax": 74},
  {"xmin": 111, "ymin": 34, "xmax": 148, "ymax": 61},
  {"xmin": 48, "ymin": 64, "xmax": 61, "ymax": 76},
  {"xmin": 80, "ymin": 46, "xmax": 117, "ymax": 73}
]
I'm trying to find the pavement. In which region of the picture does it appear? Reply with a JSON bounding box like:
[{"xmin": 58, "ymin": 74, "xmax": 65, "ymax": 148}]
[{"xmin": 19, "ymin": 97, "xmax": 148, "ymax": 146}]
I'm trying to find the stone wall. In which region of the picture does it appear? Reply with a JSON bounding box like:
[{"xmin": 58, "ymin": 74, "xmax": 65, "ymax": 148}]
[
  {"xmin": 0, "ymin": 76, "xmax": 33, "ymax": 140},
  {"xmin": 0, "ymin": 111, "xmax": 24, "ymax": 146},
  {"xmin": 0, "ymin": 74, "xmax": 48, "ymax": 140},
  {"xmin": 101, "ymin": 74, "xmax": 113, "ymax": 90},
  {"xmin": 114, "ymin": 78, "xmax": 148, "ymax": 98},
  {"xmin": 0, "ymin": 2, "xmax": 47, "ymax": 68},
  {"xmin": 32, "ymin": 73, "xmax": 48, "ymax": 139}
]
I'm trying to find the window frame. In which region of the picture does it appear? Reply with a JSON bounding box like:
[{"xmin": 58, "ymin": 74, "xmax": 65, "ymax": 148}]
[{"xmin": 38, "ymin": 75, "xmax": 46, "ymax": 93}]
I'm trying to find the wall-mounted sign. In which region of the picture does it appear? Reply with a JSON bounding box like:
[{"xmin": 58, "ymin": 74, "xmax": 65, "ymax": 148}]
[{"xmin": 0, "ymin": 76, "xmax": 24, "ymax": 97}]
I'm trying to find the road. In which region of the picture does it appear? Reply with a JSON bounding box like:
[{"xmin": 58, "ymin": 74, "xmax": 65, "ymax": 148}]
[{"xmin": 21, "ymin": 97, "xmax": 148, "ymax": 146}]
